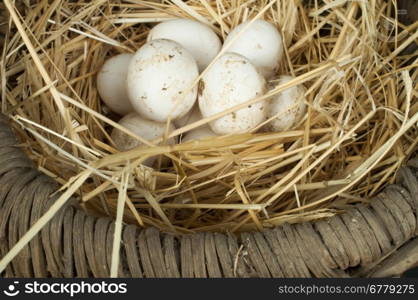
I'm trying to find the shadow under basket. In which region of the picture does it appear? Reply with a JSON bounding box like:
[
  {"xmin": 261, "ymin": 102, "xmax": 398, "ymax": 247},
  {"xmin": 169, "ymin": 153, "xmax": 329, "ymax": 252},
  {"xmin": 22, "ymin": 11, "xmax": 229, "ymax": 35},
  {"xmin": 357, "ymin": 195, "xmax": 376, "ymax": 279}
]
[{"xmin": 0, "ymin": 113, "xmax": 418, "ymax": 278}]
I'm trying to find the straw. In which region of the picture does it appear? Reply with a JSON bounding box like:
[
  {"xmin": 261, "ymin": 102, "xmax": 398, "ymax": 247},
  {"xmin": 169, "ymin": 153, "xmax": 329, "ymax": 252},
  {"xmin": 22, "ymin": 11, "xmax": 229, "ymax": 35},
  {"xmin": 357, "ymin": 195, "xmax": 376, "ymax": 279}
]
[{"xmin": 0, "ymin": 0, "xmax": 416, "ymax": 236}]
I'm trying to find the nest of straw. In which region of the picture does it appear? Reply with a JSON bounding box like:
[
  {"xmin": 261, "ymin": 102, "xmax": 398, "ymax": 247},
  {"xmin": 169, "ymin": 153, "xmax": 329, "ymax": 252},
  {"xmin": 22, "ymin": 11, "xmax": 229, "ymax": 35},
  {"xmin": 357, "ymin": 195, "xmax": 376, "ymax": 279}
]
[{"xmin": 1, "ymin": 0, "xmax": 417, "ymax": 234}]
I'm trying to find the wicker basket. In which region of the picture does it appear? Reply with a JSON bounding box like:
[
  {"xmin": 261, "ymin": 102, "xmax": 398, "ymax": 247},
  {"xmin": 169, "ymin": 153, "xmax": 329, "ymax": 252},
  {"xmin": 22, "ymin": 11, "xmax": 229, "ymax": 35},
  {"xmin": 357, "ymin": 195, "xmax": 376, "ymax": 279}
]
[
  {"xmin": 0, "ymin": 113, "xmax": 417, "ymax": 278},
  {"xmin": 0, "ymin": 0, "xmax": 418, "ymax": 278}
]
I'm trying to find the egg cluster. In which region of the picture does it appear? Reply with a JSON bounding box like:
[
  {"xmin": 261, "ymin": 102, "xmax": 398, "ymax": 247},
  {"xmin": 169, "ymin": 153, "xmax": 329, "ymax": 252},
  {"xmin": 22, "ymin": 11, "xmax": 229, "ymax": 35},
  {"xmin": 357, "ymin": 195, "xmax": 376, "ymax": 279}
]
[{"xmin": 97, "ymin": 18, "xmax": 307, "ymax": 166}]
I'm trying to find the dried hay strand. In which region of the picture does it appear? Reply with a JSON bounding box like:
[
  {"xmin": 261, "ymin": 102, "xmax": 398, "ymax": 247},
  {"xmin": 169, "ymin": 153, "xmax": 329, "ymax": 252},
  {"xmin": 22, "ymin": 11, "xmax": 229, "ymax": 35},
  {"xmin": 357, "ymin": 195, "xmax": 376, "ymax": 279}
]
[{"xmin": 0, "ymin": 0, "xmax": 417, "ymax": 237}]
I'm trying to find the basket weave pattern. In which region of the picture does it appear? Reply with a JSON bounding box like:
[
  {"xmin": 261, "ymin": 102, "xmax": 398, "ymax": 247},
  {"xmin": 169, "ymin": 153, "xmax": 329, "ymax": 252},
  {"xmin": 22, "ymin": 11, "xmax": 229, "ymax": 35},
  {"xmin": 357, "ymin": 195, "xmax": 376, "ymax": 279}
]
[{"xmin": 1, "ymin": 113, "xmax": 417, "ymax": 278}]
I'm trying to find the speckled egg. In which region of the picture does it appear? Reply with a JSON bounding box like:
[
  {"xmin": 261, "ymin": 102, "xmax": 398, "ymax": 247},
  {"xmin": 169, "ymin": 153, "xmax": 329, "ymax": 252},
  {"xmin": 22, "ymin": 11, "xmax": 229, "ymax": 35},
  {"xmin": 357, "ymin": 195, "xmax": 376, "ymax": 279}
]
[
  {"xmin": 182, "ymin": 125, "xmax": 217, "ymax": 142},
  {"xmin": 111, "ymin": 112, "xmax": 176, "ymax": 166},
  {"xmin": 266, "ymin": 75, "xmax": 307, "ymax": 131},
  {"xmin": 96, "ymin": 53, "xmax": 134, "ymax": 115},
  {"xmin": 223, "ymin": 19, "xmax": 283, "ymax": 78},
  {"xmin": 147, "ymin": 18, "xmax": 221, "ymax": 71},
  {"xmin": 198, "ymin": 52, "xmax": 266, "ymax": 135},
  {"xmin": 127, "ymin": 39, "xmax": 199, "ymax": 122}
]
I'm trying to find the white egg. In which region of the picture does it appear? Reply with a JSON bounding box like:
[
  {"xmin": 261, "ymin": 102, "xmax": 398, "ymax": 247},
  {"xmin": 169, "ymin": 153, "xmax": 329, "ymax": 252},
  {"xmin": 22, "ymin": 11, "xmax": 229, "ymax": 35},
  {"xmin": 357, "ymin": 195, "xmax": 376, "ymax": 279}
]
[
  {"xmin": 111, "ymin": 112, "xmax": 176, "ymax": 166},
  {"xmin": 174, "ymin": 104, "xmax": 218, "ymax": 142},
  {"xmin": 266, "ymin": 75, "xmax": 307, "ymax": 131},
  {"xmin": 223, "ymin": 19, "xmax": 283, "ymax": 78},
  {"xmin": 147, "ymin": 19, "xmax": 221, "ymax": 71},
  {"xmin": 97, "ymin": 53, "xmax": 134, "ymax": 115},
  {"xmin": 198, "ymin": 52, "xmax": 266, "ymax": 135},
  {"xmin": 127, "ymin": 39, "xmax": 199, "ymax": 122},
  {"xmin": 174, "ymin": 104, "xmax": 202, "ymax": 128},
  {"xmin": 182, "ymin": 126, "xmax": 217, "ymax": 143}
]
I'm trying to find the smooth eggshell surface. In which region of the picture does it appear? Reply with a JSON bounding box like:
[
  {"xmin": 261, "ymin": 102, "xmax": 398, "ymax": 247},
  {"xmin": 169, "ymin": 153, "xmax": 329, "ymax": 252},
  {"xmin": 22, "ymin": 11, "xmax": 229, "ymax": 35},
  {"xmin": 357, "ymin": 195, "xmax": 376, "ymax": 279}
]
[
  {"xmin": 111, "ymin": 112, "xmax": 176, "ymax": 166},
  {"xmin": 97, "ymin": 53, "xmax": 134, "ymax": 115},
  {"xmin": 266, "ymin": 75, "xmax": 307, "ymax": 131},
  {"xmin": 127, "ymin": 39, "xmax": 199, "ymax": 122},
  {"xmin": 147, "ymin": 18, "xmax": 221, "ymax": 71},
  {"xmin": 223, "ymin": 20, "xmax": 283, "ymax": 78},
  {"xmin": 198, "ymin": 52, "xmax": 266, "ymax": 135}
]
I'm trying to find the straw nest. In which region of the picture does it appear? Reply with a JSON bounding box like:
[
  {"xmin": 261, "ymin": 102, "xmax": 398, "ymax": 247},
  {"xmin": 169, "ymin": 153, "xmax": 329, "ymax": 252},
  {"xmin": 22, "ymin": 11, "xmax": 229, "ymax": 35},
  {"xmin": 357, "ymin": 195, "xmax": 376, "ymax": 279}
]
[{"xmin": 1, "ymin": 0, "xmax": 417, "ymax": 234}]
